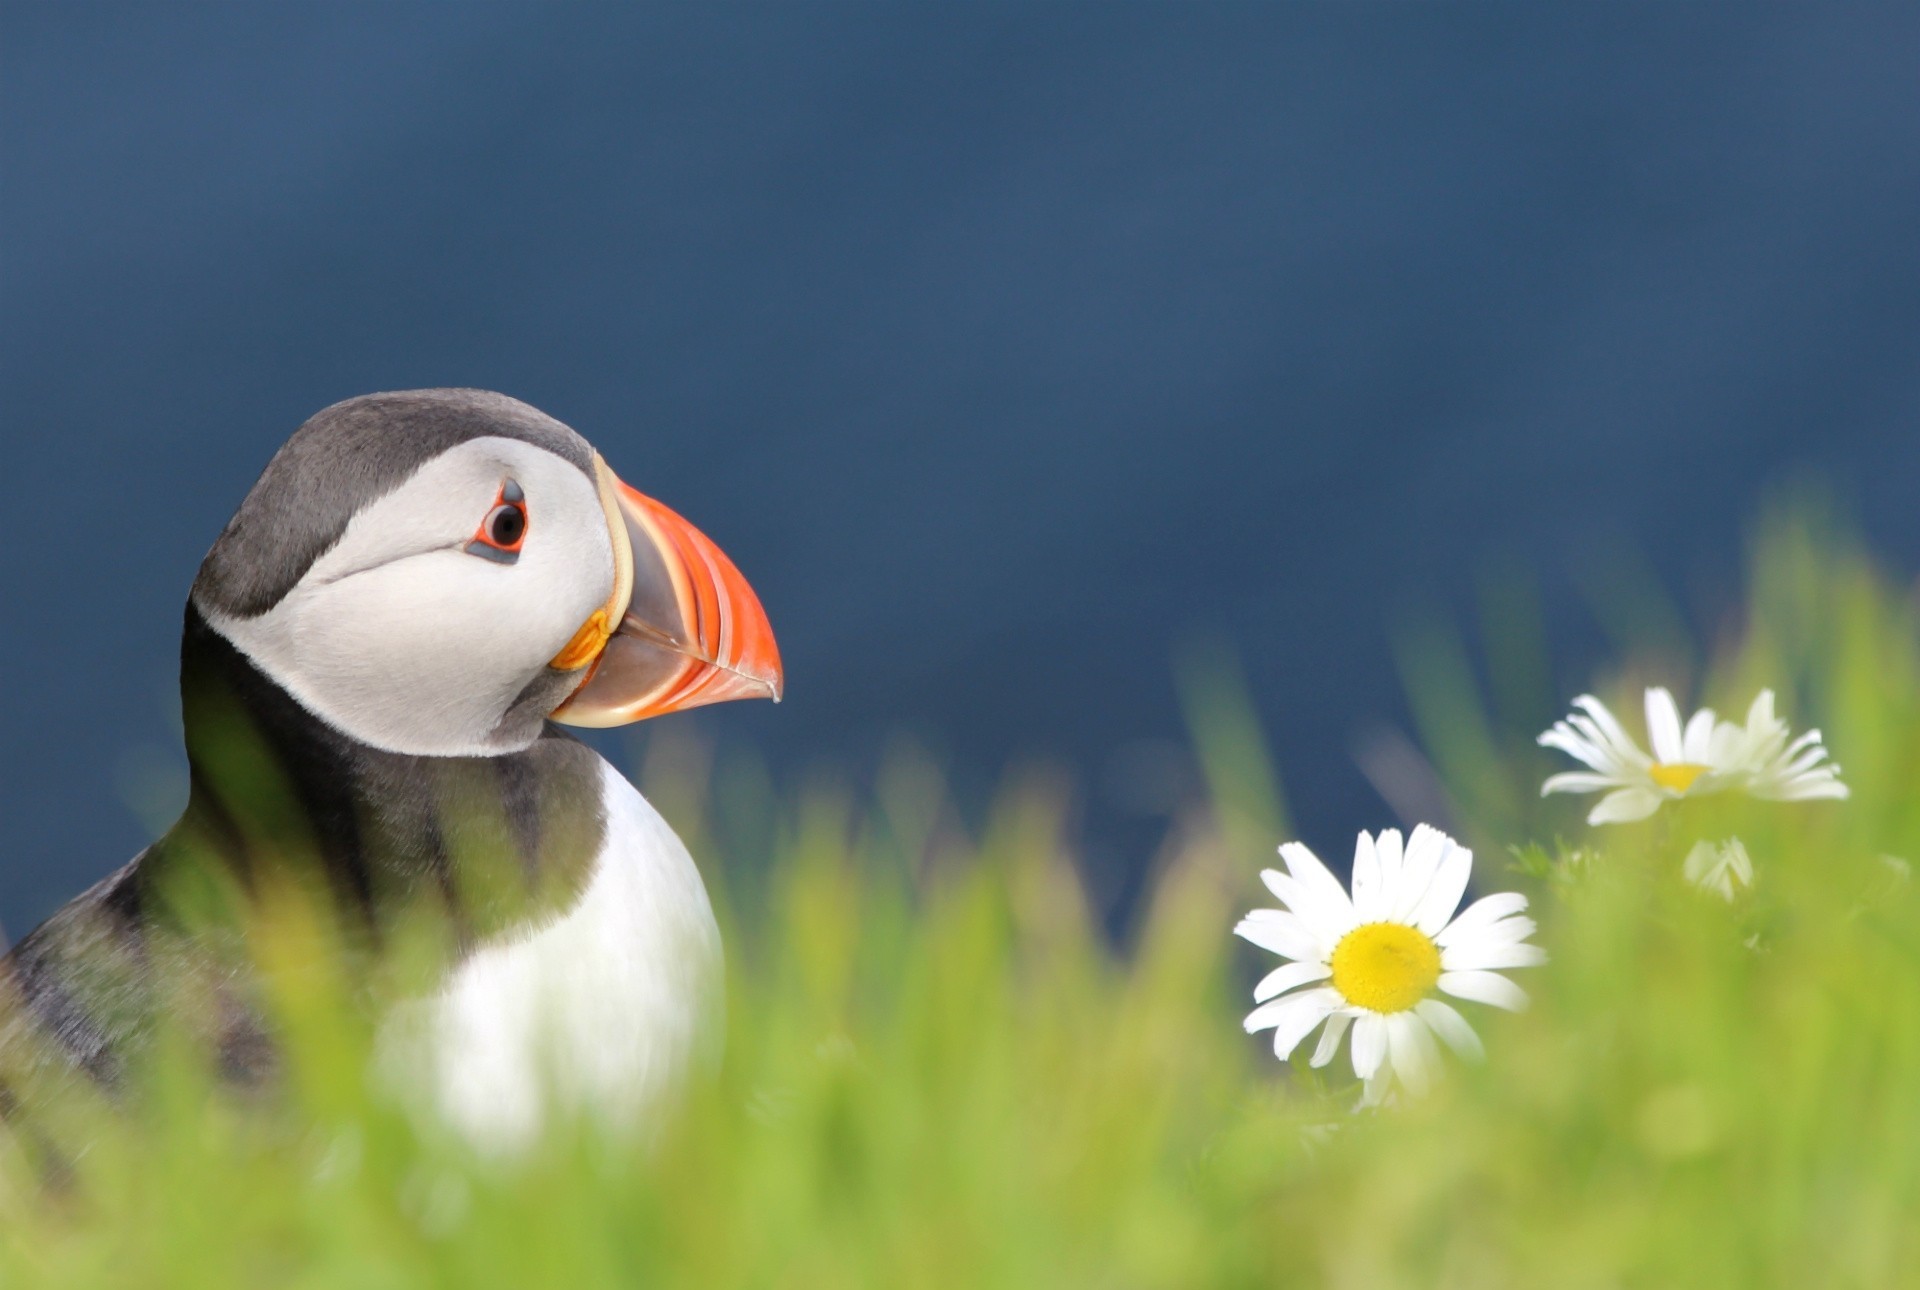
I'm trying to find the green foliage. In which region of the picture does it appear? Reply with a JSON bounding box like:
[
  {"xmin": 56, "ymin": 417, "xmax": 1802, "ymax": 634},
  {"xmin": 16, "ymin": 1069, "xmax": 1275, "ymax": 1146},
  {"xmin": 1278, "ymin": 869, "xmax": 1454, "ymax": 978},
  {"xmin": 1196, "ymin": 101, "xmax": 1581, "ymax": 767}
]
[{"xmin": 4, "ymin": 511, "xmax": 1919, "ymax": 1286}]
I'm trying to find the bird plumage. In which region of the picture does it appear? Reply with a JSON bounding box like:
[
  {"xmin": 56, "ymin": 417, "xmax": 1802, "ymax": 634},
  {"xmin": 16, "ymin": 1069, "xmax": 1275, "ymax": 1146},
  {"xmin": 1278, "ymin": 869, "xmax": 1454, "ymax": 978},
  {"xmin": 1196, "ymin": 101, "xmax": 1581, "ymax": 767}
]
[{"xmin": 0, "ymin": 389, "xmax": 778, "ymax": 1144}]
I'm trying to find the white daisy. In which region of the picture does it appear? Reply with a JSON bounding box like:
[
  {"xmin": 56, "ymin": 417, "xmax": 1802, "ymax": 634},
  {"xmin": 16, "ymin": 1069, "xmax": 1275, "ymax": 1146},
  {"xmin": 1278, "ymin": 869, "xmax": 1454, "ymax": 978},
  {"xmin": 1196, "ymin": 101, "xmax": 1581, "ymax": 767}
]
[
  {"xmin": 1235, "ymin": 825, "xmax": 1544, "ymax": 1103},
  {"xmin": 1537, "ymin": 687, "xmax": 1735, "ymax": 824},
  {"xmin": 1538, "ymin": 687, "xmax": 1846, "ymax": 824},
  {"xmin": 1682, "ymin": 837, "xmax": 1753, "ymax": 900},
  {"xmin": 1713, "ymin": 690, "xmax": 1848, "ymax": 803}
]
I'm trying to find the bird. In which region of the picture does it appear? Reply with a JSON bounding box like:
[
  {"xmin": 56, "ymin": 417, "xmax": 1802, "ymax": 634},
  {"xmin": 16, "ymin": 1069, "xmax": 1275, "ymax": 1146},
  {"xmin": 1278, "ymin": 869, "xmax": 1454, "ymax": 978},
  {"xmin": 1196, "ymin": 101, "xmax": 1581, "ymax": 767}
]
[{"xmin": 0, "ymin": 389, "xmax": 782, "ymax": 1144}]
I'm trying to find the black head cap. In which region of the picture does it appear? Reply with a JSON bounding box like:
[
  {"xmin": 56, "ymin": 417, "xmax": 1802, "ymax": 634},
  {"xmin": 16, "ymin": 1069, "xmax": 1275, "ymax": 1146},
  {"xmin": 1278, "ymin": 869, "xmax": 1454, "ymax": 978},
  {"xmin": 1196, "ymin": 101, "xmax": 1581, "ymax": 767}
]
[{"xmin": 192, "ymin": 390, "xmax": 596, "ymax": 619}]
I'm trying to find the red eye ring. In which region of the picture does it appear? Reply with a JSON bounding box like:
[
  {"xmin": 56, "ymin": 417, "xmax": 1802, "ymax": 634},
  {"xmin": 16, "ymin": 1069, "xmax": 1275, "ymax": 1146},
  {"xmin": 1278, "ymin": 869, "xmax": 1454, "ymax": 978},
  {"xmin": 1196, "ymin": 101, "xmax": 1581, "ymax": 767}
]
[{"xmin": 466, "ymin": 482, "xmax": 528, "ymax": 563}]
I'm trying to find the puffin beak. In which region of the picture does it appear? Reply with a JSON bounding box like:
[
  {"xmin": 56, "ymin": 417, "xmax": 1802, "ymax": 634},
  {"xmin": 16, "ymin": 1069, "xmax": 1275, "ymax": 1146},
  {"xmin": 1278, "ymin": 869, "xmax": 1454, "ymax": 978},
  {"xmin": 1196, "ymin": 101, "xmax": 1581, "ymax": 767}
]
[{"xmin": 551, "ymin": 455, "xmax": 783, "ymax": 727}]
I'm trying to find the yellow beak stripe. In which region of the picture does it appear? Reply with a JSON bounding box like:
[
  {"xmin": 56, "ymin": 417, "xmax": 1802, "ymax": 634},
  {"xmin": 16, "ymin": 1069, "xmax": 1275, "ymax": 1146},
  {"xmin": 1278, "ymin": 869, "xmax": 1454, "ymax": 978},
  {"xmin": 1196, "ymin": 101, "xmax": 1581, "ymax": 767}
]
[{"xmin": 546, "ymin": 454, "xmax": 635, "ymax": 673}]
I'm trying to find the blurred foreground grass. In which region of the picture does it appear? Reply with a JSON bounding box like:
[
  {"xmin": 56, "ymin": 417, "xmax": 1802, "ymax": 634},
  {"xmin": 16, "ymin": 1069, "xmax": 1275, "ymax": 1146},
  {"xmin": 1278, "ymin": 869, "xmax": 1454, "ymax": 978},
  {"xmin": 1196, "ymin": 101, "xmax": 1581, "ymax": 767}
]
[{"xmin": 5, "ymin": 510, "xmax": 1920, "ymax": 1287}]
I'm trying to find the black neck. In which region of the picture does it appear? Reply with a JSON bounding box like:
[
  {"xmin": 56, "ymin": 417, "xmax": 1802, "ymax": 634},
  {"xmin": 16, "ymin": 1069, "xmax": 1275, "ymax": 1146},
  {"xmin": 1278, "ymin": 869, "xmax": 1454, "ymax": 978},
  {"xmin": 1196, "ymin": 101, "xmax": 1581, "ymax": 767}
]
[{"xmin": 151, "ymin": 606, "xmax": 608, "ymax": 950}]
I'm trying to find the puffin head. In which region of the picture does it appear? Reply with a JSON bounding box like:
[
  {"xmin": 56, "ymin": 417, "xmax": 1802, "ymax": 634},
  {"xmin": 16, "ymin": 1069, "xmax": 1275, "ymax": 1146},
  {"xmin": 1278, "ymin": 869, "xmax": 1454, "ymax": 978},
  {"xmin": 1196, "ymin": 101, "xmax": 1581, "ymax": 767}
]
[{"xmin": 190, "ymin": 389, "xmax": 782, "ymax": 757}]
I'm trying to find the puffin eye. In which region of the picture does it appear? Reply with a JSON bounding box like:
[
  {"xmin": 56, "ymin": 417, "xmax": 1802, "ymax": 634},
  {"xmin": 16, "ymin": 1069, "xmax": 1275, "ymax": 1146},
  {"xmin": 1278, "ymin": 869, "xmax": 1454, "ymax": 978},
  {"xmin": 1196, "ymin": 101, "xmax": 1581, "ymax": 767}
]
[{"xmin": 466, "ymin": 482, "xmax": 528, "ymax": 564}]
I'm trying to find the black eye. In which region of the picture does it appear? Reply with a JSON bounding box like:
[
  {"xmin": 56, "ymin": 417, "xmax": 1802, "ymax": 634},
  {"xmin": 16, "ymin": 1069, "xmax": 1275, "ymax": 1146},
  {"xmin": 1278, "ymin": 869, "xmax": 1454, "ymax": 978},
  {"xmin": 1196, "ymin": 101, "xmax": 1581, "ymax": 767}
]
[
  {"xmin": 487, "ymin": 503, "xmax": 526, "ymax": 548},
  {"xmin": 466, "ymin": 484, "xmax": 529, "ymax": 563}
]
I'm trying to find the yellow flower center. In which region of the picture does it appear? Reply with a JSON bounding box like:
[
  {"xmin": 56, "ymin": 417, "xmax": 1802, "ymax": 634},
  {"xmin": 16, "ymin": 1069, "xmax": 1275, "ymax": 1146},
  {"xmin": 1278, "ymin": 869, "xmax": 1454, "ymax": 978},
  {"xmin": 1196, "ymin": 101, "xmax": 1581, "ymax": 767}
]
[
  {"xmin": 1649, "ymin": 762, "xmax": 1708, "ymax": 794},
  {"xmin": 1329, "ymin": 922, "xmax": 1441, "ymax": 1014}
]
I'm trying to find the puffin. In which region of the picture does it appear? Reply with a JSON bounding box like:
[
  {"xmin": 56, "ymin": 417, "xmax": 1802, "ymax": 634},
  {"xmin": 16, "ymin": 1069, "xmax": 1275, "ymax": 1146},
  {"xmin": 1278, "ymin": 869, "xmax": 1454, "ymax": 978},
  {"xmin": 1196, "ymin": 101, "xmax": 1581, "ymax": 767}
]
[{"xmin": 0, "ymin": 389, "xmax": 782, "ymax": 1144}]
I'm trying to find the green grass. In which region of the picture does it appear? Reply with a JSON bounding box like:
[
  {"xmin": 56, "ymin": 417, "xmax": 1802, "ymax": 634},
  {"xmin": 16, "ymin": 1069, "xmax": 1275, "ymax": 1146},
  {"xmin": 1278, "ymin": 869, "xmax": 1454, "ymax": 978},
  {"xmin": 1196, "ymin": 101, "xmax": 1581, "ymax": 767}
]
[{"xmin": 4, "ymin": 507, "xmax": 1920, "ymax": 1286}]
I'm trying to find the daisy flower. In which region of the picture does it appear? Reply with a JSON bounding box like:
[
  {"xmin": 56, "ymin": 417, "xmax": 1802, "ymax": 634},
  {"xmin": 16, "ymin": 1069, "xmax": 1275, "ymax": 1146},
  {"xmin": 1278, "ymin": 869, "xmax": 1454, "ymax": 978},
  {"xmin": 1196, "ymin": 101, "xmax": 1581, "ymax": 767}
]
[
  {"xmin": 1537, "ymin": 687, "xmax": 1735, "ymax": 824},
  {"xmin": 1682, "ymin": 837, "xmax": 1753, "ymax": 900},
  {"xmin": 1235, "ymin": 825, "xmax": 1544, "ymax": 1103},
  {"xmin": 1538, "ymin": 687, "xmax": 1846, "ymax": 824},
  {"xmin": 1713, "ymin": 690, "xmax": 1848, "ymax": 803}
]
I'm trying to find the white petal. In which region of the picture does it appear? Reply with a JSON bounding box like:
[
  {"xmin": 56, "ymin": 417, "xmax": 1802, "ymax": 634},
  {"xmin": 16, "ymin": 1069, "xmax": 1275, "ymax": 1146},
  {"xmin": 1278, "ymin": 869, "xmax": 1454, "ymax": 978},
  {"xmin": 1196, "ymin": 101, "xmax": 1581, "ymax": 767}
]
[
  {"xmin": 1309, "ymin": 1012, "xmax": 1352, "ymax": 1068},
  {"xmin": 1755, "ymin": 722, "xmax": 1792, "ymax": 760},
  {"xmin": 1350, "ymin": 1013, "xmax": 1387, "ymax": 1080},
  {"xmin": 1438, "ymin": 970, "xmax": 1530, "ymax": 1011},
  {"xmin": 1681, "ymin": 707, "xmax": 1718, "ymax": 763},
  {"xmin": 1645, "ymin": 687, "xmax": 1685, "ymax": 764},
  {"xmin": 1280, "ymin": 843, "xmax": 1356, "ymax": 925},
  {"xmin": 1540, "ymin": 771, "xmax": 1624, "ymax": 796},
  {"xmin": 1542, "ymin": 707, "xmax": 1649, "ymax": 774},
  {"xmin": 1386, "ymin": 1011, "xmax": 1439, "ymax": 1096},
  {"xmin": 1412, "ymin": 837, "xmax": 1473, "ymax": 935},
  {"xmin": 1767, "ymin": 738, "xmax": 1832, "ymax": 780},
  {"xmin": 1765, "ymin": 778, "xmax": 1850, "ymax": 802},
  {"xmin": 1438, "ymin": 910, "xmax": 1537, "ymax": 952},
  {"xmin": 1731, "ymin": 715, "xmax": 1787, "ymax": 770},
  {"xmin": 1538, "ymin": 725, "xmax": 1620, "ymax": 774},
  {"xmin": 1781, "ymin": 754, "xmax": 1836, "ymax": 783},
  {"xmin": 1683, "ymin": 838, "xmax": 1722, "ymax": 886},
  {"xmin": 1441, "ymin": 940, "xmax": 1547, "ymax": 971},
  {"xmin": 1564, "ymin": 713, "xmax": 1619, "ymax": 758},
  {"xmin": 1683, "ymin": 837, "xmax": 1754, "ymax": 900},
  {"xmin": 1243, "ymin": 987, "xmax": 1335, "ymax": 1040},
  {"xmin": 1783, "ymin": 729, "xmax": 1825, "ymax": 764},
  {"xmin": 1436, "ymin": 891, "xmax": 1529, "ymax": 947},
  {"xmin": 1706, "ymin": 718, "xmax": 1751, "ymax": 772},
  {"xmin": 1257, "ymin": 869, "xmax": 1348, "ymax": 938},
  {"xmin": 1270, "ymin": 991, "xmax": 1340, "ymax": 1061},
  {"xmin": 1351, "ymin": 831, "xmax": 1385, "ymax": 922},
  {"xmin": 1414, "ymin": 999, "xmax": 1484, "ymax": 1061},
  {"xmin": 1234, "ymin": 910, "xmax": 1322, "ymax": 961},
  {"xmin": 1588, "ymin": 786, "xmax": 1663, "ymax": 825},
  {"xmin": 1375, "ymin": 828, "xmax": 1405, "ymax": 896},
  {"xmin": 1252, "ymin": 959, "xmax": 1331, "ymax": 1002},
  {"xmin": 1572, "ymin": 695, "xmax": 1650, "ymax": 766},
  {"xmin": 1389, "ymin": 824, "xmax": 1447, "ymax": 921},
  {"xmin": 1474, "ymin": 914, "xmax": 1540, "ymax": 945}
]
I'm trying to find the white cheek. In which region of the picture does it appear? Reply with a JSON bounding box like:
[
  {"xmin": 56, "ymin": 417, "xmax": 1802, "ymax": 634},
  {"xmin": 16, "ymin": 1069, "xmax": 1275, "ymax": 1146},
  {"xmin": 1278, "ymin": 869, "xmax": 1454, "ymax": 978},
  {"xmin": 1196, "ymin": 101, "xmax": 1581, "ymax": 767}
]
[
  {"xmin": 511, "ymin": 495, "xmax": 619, "ymax": 656},
  {"xmin": 207, "ymin": 439, "xmax": 616, "ymax": 755},
  {"xmin": 287, "ymin": 556, "xmax": 544, "ymax": 738},
  {"xmin": 315, "ymin": 545, "xmax": 603, "ymax": 687},
  {"xmin": 263, "ymin": 546, "xmax": 607, "ymax": 753}
]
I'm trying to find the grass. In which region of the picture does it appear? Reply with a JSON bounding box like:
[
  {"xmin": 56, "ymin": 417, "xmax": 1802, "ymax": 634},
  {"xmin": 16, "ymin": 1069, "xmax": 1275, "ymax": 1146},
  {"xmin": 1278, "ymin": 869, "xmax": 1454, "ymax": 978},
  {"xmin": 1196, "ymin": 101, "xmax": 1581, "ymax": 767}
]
[{"xmin": 4, "ymin": 506, "xmax": 1920, "ymax": 1286}]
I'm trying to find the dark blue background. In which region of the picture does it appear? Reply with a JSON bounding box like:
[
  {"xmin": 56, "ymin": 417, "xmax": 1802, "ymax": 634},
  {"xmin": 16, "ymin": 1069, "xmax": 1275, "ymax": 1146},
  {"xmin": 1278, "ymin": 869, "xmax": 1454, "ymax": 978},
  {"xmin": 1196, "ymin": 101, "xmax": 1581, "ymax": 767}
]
[{"xmin": 5, "ymin": 5, "xmax": 1919, "ymax": 935}]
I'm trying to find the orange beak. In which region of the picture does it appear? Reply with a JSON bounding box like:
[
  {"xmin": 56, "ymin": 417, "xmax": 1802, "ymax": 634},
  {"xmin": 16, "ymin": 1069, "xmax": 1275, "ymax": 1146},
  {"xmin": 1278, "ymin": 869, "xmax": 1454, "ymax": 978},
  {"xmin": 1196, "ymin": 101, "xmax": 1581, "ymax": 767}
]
[{"xmin": 551, "ymin": 455, "xmax": 783, "ymax": 727}]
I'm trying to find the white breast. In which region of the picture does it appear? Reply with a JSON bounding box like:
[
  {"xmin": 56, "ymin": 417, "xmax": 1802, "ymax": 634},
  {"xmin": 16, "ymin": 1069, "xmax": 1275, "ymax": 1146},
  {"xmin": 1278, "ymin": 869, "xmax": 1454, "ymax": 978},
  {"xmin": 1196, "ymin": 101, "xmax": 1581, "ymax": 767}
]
[{"xmin": 379, "ymin": 757, "xmax": 723, "ymax": 1147}]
